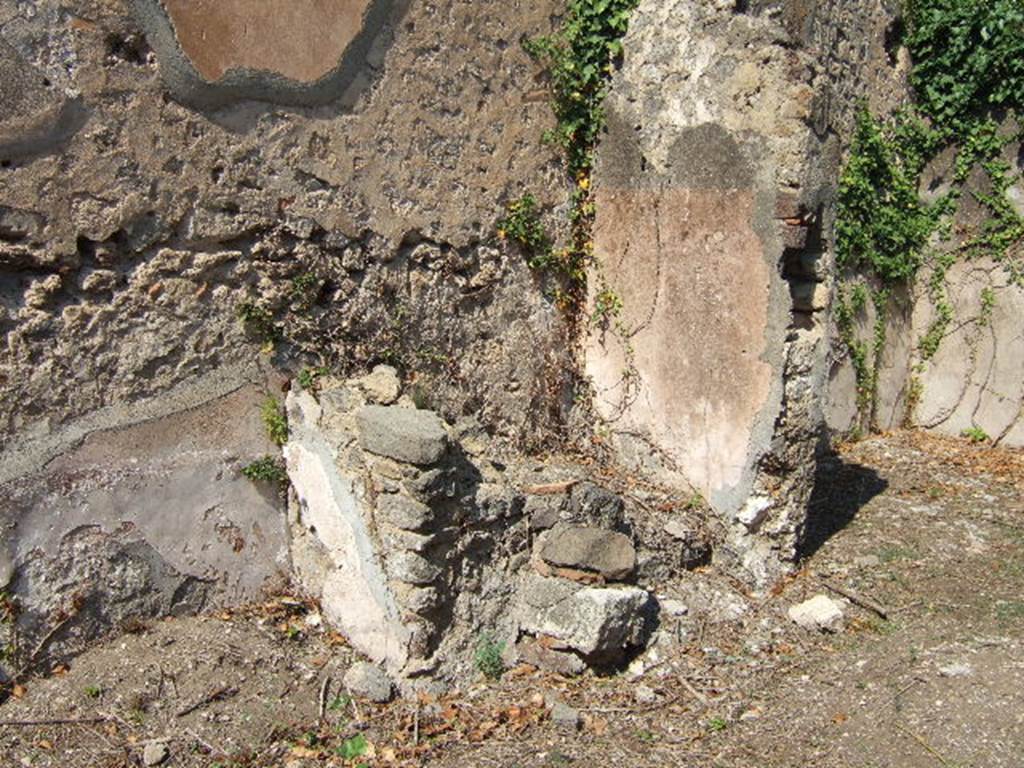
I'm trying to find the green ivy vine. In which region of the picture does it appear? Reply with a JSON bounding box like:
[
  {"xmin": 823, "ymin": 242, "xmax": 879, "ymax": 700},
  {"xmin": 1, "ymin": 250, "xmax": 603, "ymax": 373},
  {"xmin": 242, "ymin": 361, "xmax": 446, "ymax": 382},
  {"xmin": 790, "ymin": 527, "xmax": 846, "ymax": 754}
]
[
  {"xmin": 498, "ymin": 0, "xmax": 640, "ymax": 314},
  {"xmin": 835, "ymin": 0, "xmax": 1024, "ymax": 432}
]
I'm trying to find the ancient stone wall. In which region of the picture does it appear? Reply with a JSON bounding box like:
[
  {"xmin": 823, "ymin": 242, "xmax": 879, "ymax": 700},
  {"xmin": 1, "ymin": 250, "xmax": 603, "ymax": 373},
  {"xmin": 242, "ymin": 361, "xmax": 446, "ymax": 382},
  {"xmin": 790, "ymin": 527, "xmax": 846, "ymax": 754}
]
[
  {"xmin": 0, "ymin": 0, "xmax": 571, "ymax": 678},
  {"xmin": 281, "ymin": 366, "xmax": 708, "ymax": 687},
  {"xmin": 826, "ymin": 124, "xmax": 1024, "ymax": 446},
  {"xmin": 0, "ymin": 0, "xmax": 571, "ymax": 447},
  {"xmin": 585, "ymin": 0, "xmax": 910, "ymax": 581},
  {"xmin": 5, "ymin": 0, "xmax": 1005, "ymax": 690}
]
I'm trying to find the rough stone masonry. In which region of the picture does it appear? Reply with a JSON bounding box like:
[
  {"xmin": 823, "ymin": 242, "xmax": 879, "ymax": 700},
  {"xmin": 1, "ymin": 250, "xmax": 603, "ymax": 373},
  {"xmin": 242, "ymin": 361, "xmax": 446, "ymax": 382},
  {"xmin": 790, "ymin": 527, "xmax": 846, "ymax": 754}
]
[
  {"xmin": 2, "ymin": 0, "xmax": 1011, "ymax": 690},
  {"xmin": 585, "ymin": 0, "xmax": 914, "ymax": 581}
]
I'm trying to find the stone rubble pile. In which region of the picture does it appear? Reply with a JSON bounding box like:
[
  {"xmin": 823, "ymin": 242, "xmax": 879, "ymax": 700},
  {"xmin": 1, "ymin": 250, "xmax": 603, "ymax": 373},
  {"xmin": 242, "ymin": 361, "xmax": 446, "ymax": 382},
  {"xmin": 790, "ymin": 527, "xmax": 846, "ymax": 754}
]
[{"xmin": 284, "ymin": 367, "xmax": 712, "ymax": 687}]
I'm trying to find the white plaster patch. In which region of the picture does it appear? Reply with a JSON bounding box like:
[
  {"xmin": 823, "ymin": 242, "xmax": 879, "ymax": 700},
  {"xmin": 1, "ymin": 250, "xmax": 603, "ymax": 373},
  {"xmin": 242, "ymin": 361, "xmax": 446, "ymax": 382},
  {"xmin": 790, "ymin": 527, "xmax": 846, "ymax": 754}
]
[{"xmin": 285, "ymin": 390, "xmax": 410, "ymax": 671}]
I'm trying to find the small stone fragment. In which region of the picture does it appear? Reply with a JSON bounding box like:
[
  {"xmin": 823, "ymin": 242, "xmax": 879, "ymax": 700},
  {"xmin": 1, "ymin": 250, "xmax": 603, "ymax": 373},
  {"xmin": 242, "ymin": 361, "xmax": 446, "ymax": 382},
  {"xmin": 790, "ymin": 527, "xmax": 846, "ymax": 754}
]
[
  {"xmin": 537, "ymin": 524, "xmax": 636, "ymax": 581},
  {"xmin": 526, "ymin": 495, "xmax": 562, "ymax": 531},
  {"xmin": 663, "ymin": 519, "xmax": 693, "ymax": 540},
  {"xmin": 343, "ymin": 661, "xmax": 394, "ymax": 703},
  {"xmin": 736, "ymin": 496, "xmax": 773, "ymax": 531},
  {"xmin": 142, "ymin": 741, "xmax": 170, "ymax": 767},
  {"xmin": 516, "ymin": 638, "xmax": 587, "ymax": 677},
  {"xmin": 635, "ymin": 684, "xmax": 657, "ymax": 704},
  {"xmin": 788, "ymin": 595, "xmax": 844, "ymax": 633},
  {"xmin": 356, "ymin": 365, "xmax": 401, "ymax": 405},
  {"xmin": 387, "ymin": 551, "xmax": 442, "ymax": 585},
  {"xmin": 404, "ymin": 467, "xmax": 454, "ymax": 503},
  {"xmin": 549, "ymin": 700, "xmax": 580, "ymax": 731},
  {"xmin": 568, "ymin": 482, "xmax": 624, "ymax": 526},
  {"xmin": 516, "ymin": 573, "xmax": 651, "ymax": 659},
  {"xmin": 377, "ymin": 493, "xmax": 434, "ymax": 531},
  {"xmin": 938, "ymin": 662, "xmax": 972, "ymax": 678},
  {"xmin": 659, "ymin": 598, "xmax": 689, "ymax": 617}
]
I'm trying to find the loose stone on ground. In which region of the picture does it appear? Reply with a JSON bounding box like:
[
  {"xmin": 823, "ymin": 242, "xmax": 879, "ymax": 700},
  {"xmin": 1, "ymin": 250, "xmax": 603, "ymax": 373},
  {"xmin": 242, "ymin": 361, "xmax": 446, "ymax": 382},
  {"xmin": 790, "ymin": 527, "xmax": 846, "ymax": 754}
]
[
  {"xmin": 788, "ymin": 595, "xmax": 845, "ymax": 633},
  {"xmin": 343, "ymin": 661, "xmax": 394, "ymax": 703}
]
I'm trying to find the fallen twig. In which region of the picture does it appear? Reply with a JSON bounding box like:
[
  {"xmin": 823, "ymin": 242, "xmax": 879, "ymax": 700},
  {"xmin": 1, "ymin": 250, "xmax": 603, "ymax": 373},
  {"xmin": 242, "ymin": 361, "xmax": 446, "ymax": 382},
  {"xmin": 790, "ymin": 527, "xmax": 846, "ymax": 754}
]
[
  {"xmin": 0, "ymin": 716, "xmax": 110, "ymax": 727},
  {"xmin": 186, "ymin": 727, "xmax": 225, "ymax": 757},
  {"xmin": 175, "ymin": 685, "xmax": 239, "ymax": 718},
  {"xmin": 893, "ymin": 721, "xmax": 954, "ymax": 767},
  {"xmin": 889, "ymin": 676, "xmax": 926, "ymax": 705},
  {"xmin": 820, "ymin": 579, "xmax": 889, "ymax": 620},
  {"xmin": 318, "ymin": 675, "xmax": 331, "ymax": 723},
  {"xmin": 346, "ymin": 684, "xmax": 363, "ymax": 725},
  {"xmin": 523, "ymin": 480, "xmax": 578, "ymax": 496},
  {"xmin": 679, "ymin": 677, "xmax": 709, "ymax": 706}
]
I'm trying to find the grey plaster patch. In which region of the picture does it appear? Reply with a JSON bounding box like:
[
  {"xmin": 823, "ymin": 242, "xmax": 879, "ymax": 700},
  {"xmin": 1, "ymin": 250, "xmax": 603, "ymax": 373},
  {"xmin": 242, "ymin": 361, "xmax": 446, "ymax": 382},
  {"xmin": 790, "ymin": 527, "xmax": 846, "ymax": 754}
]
[
  {"xmin": 0, "ymin": 362, "xmax": 269, "ymax": 485},
  {"xmin": 666, "ymin": 122, "xmax": 755, "ymax": 189},
  {"xmin": 131, "ymin": 0, "xmax": 408, "ymax": 109},
  {"xmin": 0, "ymin": 384, "xmax": 289, "ymax": 675},
  {"xmin": 0, "ymin": 37, "xmax": 87, "ymax": 160}
]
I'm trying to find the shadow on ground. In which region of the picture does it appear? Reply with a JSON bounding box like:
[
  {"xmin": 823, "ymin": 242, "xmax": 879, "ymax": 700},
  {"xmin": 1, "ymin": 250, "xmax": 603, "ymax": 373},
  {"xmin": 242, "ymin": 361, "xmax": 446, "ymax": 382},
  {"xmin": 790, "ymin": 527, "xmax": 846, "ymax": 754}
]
[{"xmin": 799, "ymin": 449, "xmax": 888, "ymax": 559}]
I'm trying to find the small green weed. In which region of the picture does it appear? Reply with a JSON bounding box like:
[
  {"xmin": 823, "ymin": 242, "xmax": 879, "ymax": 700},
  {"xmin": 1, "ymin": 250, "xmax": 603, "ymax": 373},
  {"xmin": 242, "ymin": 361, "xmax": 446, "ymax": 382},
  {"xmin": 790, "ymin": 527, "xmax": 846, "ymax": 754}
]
[
  {"xmin": 291, "ymin": 272, "xmax": 320, "ymax": 301},
  {"xmin": 497, "ymin": 193, "xmax": 552, "ymax": 267},
  {"xmin": 636, "ymin": 729, "xmax": 658, "ymax": 742},
  {"xmin": 297, "ymin": 366, "xmax": 328, "ymax": 392},
  {"xmin": 328, "ymin": 693, "xmax": 351, "ymax": 712},
  {"xmin": 870, "ymin": 618, "xmax": 901, "ymax": 636},
  {"xmin": 683, "ymin": 491, "xmax": 705, "ymax": 510},
  {"xmin": 474, "ymin": 634, "xmax": 506, "ymax": 680},
  {"xmin": 335, "ymin": 733, "xmax": 368, "ymax": 760},
  {"xmin": 241, "ymin": 456, "xmax": 288, "ymax": 486},
  {"xmin": 0, "ymin": 591, "xmax": 15, "ymax": 623},
  {"xmin": 590, "ymin": 285, "xmax": 623, "ymax": 327},
  {"xmin": 261, "ymin": 397, "xmax": 289, "ymax": 446},
  {"xmin": 878, "ymin": 545, "xmax": 918, "ymax": 564},
  {"xmin": 995, "ymin": 600, "xmax": 1024, "ymax": 623},
  {"xmin": 84, "ymin": 685, "xmax": 102, "ymax": 699},
  {"xmin": 979, "ymin": 286, "xmax": 997, "ymax": 326},
  {"xmin": 961, "ymin": 426, "xmax": 990, "ymax": 443},
  {"xmin": 707, "ymin": 717, "xmax": 728, "ymax": 733},
  {"xmin": 237, "ymin": 301, "xmax": 280, "ymax": 346}
]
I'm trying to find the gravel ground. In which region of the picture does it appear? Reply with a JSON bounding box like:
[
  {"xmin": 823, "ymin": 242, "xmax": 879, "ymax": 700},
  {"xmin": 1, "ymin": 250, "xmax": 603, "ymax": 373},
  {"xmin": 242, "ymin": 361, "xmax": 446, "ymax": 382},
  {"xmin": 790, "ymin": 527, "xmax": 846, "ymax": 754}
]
[{"xmin": 1, "ymin": 430, "xmax": 1021, "ymax": 767}]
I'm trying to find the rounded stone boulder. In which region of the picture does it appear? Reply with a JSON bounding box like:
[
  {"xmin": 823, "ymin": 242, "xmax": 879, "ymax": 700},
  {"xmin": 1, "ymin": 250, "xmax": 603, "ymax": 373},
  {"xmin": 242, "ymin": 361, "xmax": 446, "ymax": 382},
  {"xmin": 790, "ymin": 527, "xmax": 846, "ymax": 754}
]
[
  {"xmin": 344, "ymin": 661, "xmax": 394, "ymax": 703},
  {"xmin": 537, "ymin": 523, "xmax": 636, "ymax": 582}
]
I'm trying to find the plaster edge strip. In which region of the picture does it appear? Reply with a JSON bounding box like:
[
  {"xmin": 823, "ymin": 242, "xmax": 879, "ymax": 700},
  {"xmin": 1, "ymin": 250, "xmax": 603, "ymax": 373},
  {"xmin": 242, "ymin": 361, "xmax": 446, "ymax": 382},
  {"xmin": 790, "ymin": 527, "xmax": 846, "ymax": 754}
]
[
  {"xmin": 0, "ymin": 361, "xmax": 269, "ymax": 484},
  {"xmin": 132, "ymin": 0, "xmax": 406, "ymax": 109}
]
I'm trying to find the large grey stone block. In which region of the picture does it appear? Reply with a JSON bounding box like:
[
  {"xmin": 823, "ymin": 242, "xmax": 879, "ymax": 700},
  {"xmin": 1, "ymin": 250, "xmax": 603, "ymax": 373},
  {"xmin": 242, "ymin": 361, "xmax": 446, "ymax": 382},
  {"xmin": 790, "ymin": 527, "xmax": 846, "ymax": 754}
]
[
  {"xmin": 356, "ymin": 406, "xmax": 449, "ymax": 465},
  {"xmin": 537, "ymin": 524, "xmax": 636, "ymax": 581},
  {"xmin": 516, "ymin": 573, "xmax": 651, "ymax": 658}
]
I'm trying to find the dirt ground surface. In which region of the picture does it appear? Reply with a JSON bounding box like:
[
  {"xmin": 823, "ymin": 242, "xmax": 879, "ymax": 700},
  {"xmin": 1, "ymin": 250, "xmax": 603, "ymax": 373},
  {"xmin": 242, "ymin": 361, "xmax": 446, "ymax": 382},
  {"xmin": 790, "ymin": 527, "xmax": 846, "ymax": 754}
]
[{"xmin": 1, "ymin": 430, "xmax": 1022, "ymax": 768}]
